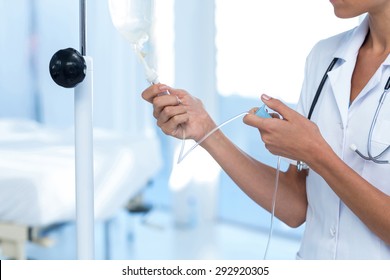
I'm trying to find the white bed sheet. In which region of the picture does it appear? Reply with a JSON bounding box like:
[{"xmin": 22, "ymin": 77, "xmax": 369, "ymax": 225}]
[{"xmin": 0, "ymin": 119, "xmax": 162, "ymax": 226}]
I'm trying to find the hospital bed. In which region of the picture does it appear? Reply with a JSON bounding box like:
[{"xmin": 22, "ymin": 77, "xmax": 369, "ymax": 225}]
[{"xmin": 0, "ymin": 119, "xmax": 162, "ymax": 259}]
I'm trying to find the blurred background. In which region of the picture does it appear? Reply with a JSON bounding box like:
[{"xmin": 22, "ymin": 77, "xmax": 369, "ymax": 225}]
[{"xmin": 0, "ymin": 0, "xmax": 358, "ymax": 260}]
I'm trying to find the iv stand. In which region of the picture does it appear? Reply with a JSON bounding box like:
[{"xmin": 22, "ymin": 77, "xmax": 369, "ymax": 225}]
[
  {"xmin": 75, "ymin": 0, "xmax": 95, "ymax": 260},
  {"xmin": 49, "ymin": 0, "xmax": 95, "ymax": 260}
]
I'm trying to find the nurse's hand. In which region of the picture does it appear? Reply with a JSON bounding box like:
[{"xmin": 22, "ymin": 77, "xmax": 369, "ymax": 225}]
[
  {"xmin": 141, "ymin": 84, "xmax": 217, "ymax": 142},
  {"xmin": 243, "ymin": 94, "xmax": 330, "ymax": 165}
]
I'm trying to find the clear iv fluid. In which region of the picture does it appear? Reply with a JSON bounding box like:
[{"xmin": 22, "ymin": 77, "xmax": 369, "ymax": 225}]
[
  {"xmin": 108, "ymin": 0, "xmax": 159, "ymax": 83},
  {"xmin": 118, "ymin": 25, "xmax": 149, "ymax": 49},
  {"xmin": 108, "ymin": 0, "xmax": 152, "ymax": 47}
]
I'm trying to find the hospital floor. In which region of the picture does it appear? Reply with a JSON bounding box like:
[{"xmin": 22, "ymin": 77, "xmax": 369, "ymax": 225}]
[
  {"xmin": 14, "ymin": 206, "xmax": 300, "ymax": 260},
  {"xmin": 114, "ymin": 207, "xmax": 301, "ymax": 260}
]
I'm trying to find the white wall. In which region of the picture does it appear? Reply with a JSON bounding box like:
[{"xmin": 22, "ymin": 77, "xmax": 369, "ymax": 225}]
[{"xmin": 0, "ymin": 0, "xmax": 34, "ymax": 119}]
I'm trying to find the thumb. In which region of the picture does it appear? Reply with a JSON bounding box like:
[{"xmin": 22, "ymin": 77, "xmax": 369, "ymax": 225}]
[{"xmin": 158, "ymin": 85, "xmax": 187, "ymax": 100}]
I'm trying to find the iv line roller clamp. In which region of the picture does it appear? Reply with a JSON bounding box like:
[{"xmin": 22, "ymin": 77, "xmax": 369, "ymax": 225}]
[{"xmin": 49, "ymin": 0, "xmax": 95, "ymax": 260}]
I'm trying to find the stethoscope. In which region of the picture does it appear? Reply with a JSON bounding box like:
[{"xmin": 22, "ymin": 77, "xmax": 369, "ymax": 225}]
[{"xmin": 303, "ymin": 57, "xmax": 390, "ymax": 167}]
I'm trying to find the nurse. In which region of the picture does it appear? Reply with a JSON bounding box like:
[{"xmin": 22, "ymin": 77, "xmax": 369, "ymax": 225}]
[{"xmin": 142, "ymin": 0, "xmax": 390, "ymax": 259}]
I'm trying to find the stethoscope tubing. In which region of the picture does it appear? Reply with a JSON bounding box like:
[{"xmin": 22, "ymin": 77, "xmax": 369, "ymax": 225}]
[
  {"xmin": 363, "ymin": 89, "xmax": 389, "ymax": 164},
  {"xmin": 308, "ymin": 58, "xmax": 390, "ymax": 165}
]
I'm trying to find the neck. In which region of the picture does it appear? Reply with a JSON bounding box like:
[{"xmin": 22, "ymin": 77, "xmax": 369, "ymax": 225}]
[{"xmin": 366, "ymin": 13, "xmax": 390, "ymax": 54}]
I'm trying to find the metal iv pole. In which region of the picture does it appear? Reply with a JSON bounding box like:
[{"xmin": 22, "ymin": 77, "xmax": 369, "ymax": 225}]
[{"xmin": 49, "ymin": 0, "xmax": 95, "ymax": 260}]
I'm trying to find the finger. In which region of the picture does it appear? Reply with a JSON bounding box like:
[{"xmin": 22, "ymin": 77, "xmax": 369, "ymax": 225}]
[
  {"xmin": 261, "ymin": 94, "xmax": 295, "ymax": 120},
  {"xmin": 158, "ymin": 104, "xmax": 187, "ymax": 125},
  {"xmin": 159, "ymin": 113, "xmax": 189, "ymax": 138},
  {"xmin": 159, "ymin": 85, "xmax": 190, "ymax": 103},
  {"xmin": 247, "ymin": 107, "xmax": 258, "ymax": 115},
  {"xmin": 153, "ymin": 94, "xmax": 183, "ymax": 118},
  {"xmin": 243, "ymin": 111, "xmax": 269, "ymax": 128},
  {"xmin": 142, "ymin": 84, "xmax": 169, "ymax": 103}
]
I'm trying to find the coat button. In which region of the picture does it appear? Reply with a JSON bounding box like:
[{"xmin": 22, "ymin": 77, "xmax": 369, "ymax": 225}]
[{"xmin": 330, "ymin": 227, "xmax": 336, "ymax": 237}]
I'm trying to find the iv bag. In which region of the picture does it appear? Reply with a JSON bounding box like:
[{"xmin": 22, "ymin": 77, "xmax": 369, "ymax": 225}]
[{"xmin": 108, "ymin": 0, "xmax": 153, "ymax": 48}]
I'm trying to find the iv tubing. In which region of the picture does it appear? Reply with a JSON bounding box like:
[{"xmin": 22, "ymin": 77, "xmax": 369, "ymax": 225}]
[
  {"xmin": 263, "ymin": 155, "xmax": 281, "ymax": 260},
  {"xmin": 133, "ymin": 45, "xmax": 160, "ymax": 85},
  {"xmin": 177, "ymin": 111, "xmax": 250, "ymax": 164},
  {"xmin": 176, "ymin": 110, "xmax": 281, "ymax": 260}
]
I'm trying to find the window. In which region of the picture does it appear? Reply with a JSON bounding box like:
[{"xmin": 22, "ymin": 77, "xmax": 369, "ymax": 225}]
[{"xmin": 216, "ymin": 0, "xmax": 359, "ymax": 103}]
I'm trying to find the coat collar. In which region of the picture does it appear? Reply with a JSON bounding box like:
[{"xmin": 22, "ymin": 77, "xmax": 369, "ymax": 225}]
[
  {"xmin": 333, "ymin": 16, "xmax": 369, "ymax": 63},
  {"xmin": 326, "ymin": 16, "xmax": 369, "ymax": 128}
]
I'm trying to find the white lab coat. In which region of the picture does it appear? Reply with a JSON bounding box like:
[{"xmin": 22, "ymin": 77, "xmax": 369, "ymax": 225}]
[{"xmin": 296, "ymin": 16, "xmax": 390, "ymax": 259}]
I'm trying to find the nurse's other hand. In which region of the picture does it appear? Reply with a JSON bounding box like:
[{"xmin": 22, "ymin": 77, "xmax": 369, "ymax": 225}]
[
  {"xmin": 243, "ymin": 94, "xmax": 330, "ymax": 165},
  {"xmin": 141, "ymin": 84, "xmax": 216, "ymax": 142}
]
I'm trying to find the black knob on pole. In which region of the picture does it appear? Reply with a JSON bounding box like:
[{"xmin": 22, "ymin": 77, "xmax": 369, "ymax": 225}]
[{"xmin": 49, "ymin": 48, "xmax": 86, "ymax": 88}]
